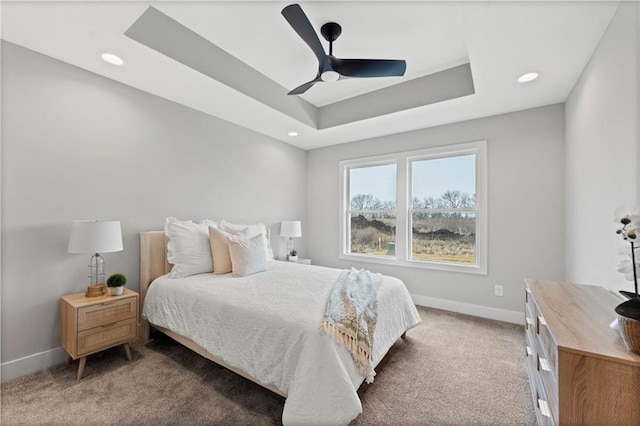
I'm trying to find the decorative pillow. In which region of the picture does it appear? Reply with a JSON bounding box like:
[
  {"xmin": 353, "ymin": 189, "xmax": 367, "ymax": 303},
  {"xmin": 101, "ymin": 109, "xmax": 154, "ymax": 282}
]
[
  {"xmin": 227, "ymin": 233, "xmax": 268, "ymax": 277},
  {"xmin": 219, "ymin": 220, "xmax": 266, "ymax": 238},
  {"xmin": 208, "ymin": 226, "xmax": 250, "ymax": 274},
  {"xmin": 219, "ymin": 220, "xmax": 274, "ymax": 261},
  {"xmin": 165, "ymin": 217, "xmax": 217, "ymax": 278}
]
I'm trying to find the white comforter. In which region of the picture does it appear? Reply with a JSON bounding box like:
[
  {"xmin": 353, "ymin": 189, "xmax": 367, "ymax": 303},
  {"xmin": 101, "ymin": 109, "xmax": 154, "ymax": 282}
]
[{"xmin": 142, "ymin": 261, "xmax": 421, "ymax": 425}]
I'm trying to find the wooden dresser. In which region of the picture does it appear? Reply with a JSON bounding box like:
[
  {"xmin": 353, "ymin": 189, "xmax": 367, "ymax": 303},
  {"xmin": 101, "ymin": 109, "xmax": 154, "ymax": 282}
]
[{"xmin": 524, "ymin": 279, "xmax": 640, "ymax": 425}]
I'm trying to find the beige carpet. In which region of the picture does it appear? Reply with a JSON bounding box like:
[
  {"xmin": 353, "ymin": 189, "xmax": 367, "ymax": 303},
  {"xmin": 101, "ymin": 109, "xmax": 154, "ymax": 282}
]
[{"xmin": 1, "ymin": 307, "xmax": 535, "ymax": 425}]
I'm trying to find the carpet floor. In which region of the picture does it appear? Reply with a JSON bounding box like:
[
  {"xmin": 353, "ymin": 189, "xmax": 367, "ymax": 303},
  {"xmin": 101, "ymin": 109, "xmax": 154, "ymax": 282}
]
[{"xmin": 1, "ymin": 307, "xmax": 535, "ymax": 425}]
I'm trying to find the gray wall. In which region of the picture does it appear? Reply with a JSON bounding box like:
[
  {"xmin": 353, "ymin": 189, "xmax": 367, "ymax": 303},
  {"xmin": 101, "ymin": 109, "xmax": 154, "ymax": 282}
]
[
  {"xmin": 565, "ymin": 1, "xmax": 640, "ymax": 292},
  {"xmin": 0, "ymin": 42, "xmax": 307, "ymax": 380},
  {"xmin": 306, "ymin": 105, "xmax": 565, "ymax": 319}
]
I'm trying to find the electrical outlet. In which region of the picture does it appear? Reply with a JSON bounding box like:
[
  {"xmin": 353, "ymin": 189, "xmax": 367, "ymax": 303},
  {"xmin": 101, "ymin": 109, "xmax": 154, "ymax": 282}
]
[{"xmin": 494, "ymin": 285, "xmax": 504, "ymax": 297}]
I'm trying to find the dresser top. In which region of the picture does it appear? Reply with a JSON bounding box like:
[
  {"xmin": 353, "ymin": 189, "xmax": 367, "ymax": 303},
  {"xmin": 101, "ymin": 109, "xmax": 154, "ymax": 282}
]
[{"xmin": 526, "ymin": 279, "xmax": 640, "ymax": 366}]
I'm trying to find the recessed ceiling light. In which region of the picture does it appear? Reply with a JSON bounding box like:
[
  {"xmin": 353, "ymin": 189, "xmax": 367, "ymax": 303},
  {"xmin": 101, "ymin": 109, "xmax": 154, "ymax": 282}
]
[
  {"xmin": 100, "ymin": 52, "xmax": 124, "ymax": 66},
  {"xmin": 288, "ymin": 131, "xmax": 299, "ymax": 137},
  {"xmin": 517, "ymin": 72, "xmax": 539, "ymax": 83}
]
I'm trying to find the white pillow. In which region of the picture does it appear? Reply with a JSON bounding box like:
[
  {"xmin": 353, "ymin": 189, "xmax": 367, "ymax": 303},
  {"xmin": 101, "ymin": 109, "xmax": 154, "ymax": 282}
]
[
  {"xmin": 165, "ymin": 217, "xmax": 217, "ymax": 278},
  {"xmin": 227, "ymin": 233, "xmax": 268, "ymax": 277},
  {"xmin": 219, "ymin": 220, "xmax": 274, "ymax": 261},
  {"xmin": 219, "ymin": 220, "xmax": 266, "ymax": 238}
]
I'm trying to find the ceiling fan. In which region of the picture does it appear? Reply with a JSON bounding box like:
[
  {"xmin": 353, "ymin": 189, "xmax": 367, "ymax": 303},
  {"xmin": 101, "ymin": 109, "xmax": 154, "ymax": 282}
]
[{"xmin": 281, "ymin": 4, "xmax": 407, "ymax": 95}]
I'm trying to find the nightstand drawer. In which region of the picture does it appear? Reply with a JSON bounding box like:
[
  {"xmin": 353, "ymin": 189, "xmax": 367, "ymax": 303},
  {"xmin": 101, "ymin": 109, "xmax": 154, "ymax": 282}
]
[
  {"xmin": 77, "ymin": 297, "xmax": 136, "ymax": 331},
  {"xmin": 77, "ymin": 317, "xmax": 137, "ymax": 356}
]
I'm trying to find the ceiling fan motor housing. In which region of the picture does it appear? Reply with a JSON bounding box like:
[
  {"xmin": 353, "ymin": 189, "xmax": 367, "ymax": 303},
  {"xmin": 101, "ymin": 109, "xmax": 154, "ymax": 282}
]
[{"xmin": 320, "ymin": 22, "xmax": 342, "ymax": 42}]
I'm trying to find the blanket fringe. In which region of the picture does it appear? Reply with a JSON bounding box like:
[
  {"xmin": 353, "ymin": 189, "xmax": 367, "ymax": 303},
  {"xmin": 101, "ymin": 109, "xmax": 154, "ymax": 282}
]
[{"xmin": 319, "ymin": 319, "xmax": 376, "ymax": 383}]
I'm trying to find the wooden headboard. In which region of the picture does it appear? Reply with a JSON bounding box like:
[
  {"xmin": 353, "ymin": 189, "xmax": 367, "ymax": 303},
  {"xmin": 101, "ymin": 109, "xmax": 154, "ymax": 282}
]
[{"xmin": 139, "ymin": 231, "xmax": 172, "ymax": 342}]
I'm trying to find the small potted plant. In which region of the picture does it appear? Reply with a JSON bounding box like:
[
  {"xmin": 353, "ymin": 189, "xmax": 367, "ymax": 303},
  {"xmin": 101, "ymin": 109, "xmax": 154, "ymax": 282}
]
[
  {"xmin": 289, "ymin": 249, "xmax": 298, "ymax": 262},
  {"xmin": 106, "ymin": 273, "xmax": 127, "ymax": 296}
]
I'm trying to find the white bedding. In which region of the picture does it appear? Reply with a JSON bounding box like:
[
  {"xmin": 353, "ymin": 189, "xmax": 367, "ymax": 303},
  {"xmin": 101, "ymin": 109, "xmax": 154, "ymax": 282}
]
[{"xmin": 142, "ymin": 261, "xmax": 421, "ymax": 425}]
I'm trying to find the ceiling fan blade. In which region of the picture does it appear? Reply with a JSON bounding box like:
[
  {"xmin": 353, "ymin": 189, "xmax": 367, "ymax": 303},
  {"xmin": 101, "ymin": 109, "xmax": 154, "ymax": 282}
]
[
  {"xmin": 287, "ymin": 77, "xmax": 321, "ymax": 95},
  {"xmin": 331, "ymin": 58, "xmax": 407, "ymax": 78},
  {"xmin": 281, "ymin": 4, "xmax": 327, "ymax": 66}
]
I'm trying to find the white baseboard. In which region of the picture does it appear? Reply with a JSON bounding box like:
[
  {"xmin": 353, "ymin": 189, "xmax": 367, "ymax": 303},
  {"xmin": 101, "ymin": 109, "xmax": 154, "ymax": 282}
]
[
  {"xmin": 411, "ymin": 294, "xmax": 524, "ymax": 325},
  {"xmin": 1, "ymin": 346, "xmax": 68, "ymax": 383}
]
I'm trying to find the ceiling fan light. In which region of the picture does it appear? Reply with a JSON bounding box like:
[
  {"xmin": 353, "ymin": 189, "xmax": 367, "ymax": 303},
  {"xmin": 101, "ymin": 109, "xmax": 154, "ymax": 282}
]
[
  {"xmin": 321, "ymin": 71, "xmax": 340, "ymax": 82},
  {"xmin": 517, "ymin": 72, "xmax": 539, "ymax": 83}
]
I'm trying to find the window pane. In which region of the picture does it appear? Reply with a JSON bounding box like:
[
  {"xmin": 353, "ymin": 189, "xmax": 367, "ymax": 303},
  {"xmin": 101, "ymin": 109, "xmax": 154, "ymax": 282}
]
[
  {"xmin": 411, "ymin": 212, "xmax": 476, "ymax": 263},
  {"xmin": 350, "ymin": 213, "xmax": 396, "ymax": 256},
  {"xmin": 412, "ymin": 155, "xmax": 475, "ymax": 208},
  {"xmin": 350, "ymin": 164, "xmax": 396, "ymax": 209}
]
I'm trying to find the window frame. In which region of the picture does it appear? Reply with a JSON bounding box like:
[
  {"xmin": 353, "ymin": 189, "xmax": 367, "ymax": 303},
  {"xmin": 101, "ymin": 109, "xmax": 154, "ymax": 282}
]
[
  {"xmin": 339, "ymin": 140, "xmax": 487, "ymax": 275},
  {"xmin": 343, "ymin": 160, "xmax": 398, "ymax": 258}
]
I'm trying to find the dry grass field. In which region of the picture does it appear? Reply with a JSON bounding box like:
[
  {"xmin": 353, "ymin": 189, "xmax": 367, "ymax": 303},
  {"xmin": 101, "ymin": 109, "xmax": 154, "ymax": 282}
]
[{"xmin": 350, "ymin": 215, "xmax": 475, "ymax": 263}]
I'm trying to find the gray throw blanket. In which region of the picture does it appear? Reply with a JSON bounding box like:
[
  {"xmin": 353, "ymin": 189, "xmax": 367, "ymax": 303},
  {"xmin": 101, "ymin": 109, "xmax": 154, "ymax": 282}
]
[{"xmin": 319, "ymin": 268, "xmax": 382, "ymax": 383}]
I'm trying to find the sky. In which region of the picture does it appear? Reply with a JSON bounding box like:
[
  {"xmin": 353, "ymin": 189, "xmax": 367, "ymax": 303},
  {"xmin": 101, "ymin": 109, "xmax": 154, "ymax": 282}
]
[{"xmin": 350, "ymin": 155, "xmax": 475, "ymax": 203}]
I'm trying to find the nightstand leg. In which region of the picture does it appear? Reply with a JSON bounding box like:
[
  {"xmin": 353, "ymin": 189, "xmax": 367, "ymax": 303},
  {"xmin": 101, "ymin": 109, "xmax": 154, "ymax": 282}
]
[
  {"xmin": 76, "ymin": 357, "xmax": 87, "ymax": 381},
  {"xmin": 123, "ymin": 342, "xmax": 132, "ymax": 361},
  {"xmin": 66, "ymin": 355, "xmax": 73, "ymax": 365}
]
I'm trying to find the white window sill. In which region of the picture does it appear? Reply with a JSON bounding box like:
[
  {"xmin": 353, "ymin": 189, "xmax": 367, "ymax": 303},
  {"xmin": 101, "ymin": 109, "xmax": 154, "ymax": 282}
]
[{"xmin": 339, "ymin": 253, "xmax": 487, "ymax": 275}]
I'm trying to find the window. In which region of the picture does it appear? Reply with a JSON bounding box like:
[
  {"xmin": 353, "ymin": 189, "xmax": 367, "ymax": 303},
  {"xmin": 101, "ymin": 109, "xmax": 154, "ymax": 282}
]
[
  {"xmin": 410, "ymin": 155, "xmax": 476, "ymax": 264},
  {"xmin": 340, "ymin": 141, "xmax": 487, "ymax": 274},
  {"xmin": 347, "ymin": 163, "xmax": 397, "ymax": 257}
]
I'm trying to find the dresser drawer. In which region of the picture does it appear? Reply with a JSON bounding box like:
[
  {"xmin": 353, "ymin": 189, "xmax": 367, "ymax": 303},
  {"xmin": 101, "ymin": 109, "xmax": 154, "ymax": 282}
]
[
  {"xmin": 525, "ymin": 302, "xmax": 535, "ymax": 332},
  {"xmin": 525, "ymin": 303, "xmax": 536, "ymax": 345},
  {"xmin": 77, "ymin": 297, "xmax": 137, "ymax": 332},
  {"xmin": 536, "ymin": 347, "xmax": 559, "ymax": 422},
  {"xmin": 536, "ymin": 312, "xmax": 558, "ymax": 376},
  {"xmin": 534, "ymin": 381, "xmax": 557, "ymax": 426},
  {"xmin": 525, "ymin": 286, "xmax": 535, "ymax": 319},
  {"xmin": 77, "ymin": 317, "xmax": 137, "ymax": 356},
  {"xmin": 525, "ymin": 326, "xmax": 537, "ymax": 374}
]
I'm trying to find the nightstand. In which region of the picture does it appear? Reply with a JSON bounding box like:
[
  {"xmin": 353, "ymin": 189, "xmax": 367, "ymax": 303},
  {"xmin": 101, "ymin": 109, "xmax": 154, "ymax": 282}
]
[
  {"xmin": 281, "ymin": 258, "xmax": 312, "ymax": 265},
  {"xmin": 60, "ymin": 288, "xmax": 138, "ymax": 380}
]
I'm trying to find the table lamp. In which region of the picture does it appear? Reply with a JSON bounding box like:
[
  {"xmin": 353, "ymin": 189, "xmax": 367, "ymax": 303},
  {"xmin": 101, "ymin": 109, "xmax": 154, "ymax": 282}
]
[
  {"xmin": 280, "ymin": 221, "xmax": 302, "ymax": 259},
  {"xmin": 68, "ymin": 220, "xmax": 123, "ymax": 297}
]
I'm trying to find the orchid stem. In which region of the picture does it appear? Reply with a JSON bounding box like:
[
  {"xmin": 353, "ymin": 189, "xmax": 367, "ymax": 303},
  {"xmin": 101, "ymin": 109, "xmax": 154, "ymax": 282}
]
[{"xmin": 632, "ymin": 241, "xmax": 639, "ymax": 297}]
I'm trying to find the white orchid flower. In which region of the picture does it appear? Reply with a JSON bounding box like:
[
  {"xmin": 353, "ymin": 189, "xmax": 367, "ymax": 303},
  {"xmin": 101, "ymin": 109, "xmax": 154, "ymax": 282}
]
[
  {"xmin": 619, "ymin": 247, "xmax": 634, "ymax": 256},
  {"xmin": 614, "ymin": 205, "xmax": 640, "ymax": 224},
  {"xmin": 617, "ymin": 257, "xmax": 640, "ymax": 281},
  {"xmin": 615, "ymin": 207, "xmax": 640, "ymax": 297},
  {"xmin": 615, "ymin": 205, "xmax": 640, "ymax": 241}
]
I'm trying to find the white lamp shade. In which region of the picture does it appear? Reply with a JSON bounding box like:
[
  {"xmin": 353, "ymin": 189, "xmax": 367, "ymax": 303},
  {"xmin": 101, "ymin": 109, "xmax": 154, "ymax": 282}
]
[
  {"xmin": 280, "ymin": 221, "xmax": 302, "ymax": 238},
  {"xmin": 68, "ymin": 220, "xmax": 123, "ymax": 254}
]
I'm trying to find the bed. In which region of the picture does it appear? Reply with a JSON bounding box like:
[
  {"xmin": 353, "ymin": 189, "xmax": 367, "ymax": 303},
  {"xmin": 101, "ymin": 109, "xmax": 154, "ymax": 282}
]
[{"xmin": 139, "ymin": 230, "xmax": 421, "ymax": 425}]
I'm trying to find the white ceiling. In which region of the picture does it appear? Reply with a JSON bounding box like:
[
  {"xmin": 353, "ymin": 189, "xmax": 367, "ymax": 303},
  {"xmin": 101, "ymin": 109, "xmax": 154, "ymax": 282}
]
[{"xmin": 1, "ymin": 1, "xmax": 620, "ymax": 150}]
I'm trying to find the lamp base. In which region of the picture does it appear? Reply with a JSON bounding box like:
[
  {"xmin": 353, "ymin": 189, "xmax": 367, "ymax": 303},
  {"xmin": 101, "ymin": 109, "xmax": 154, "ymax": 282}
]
[{"xmin": 85, "ymin": 284, "xmax": 107, "ymax": 297}]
